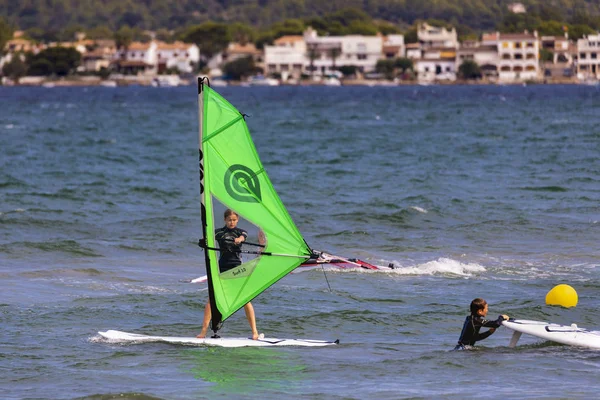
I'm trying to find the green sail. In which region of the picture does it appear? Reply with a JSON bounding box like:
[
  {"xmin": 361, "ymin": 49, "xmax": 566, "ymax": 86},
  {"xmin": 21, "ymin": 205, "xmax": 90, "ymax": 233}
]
[{"xmin": 198, "ymin": 78, "xmax": 312, "ymax": 330}]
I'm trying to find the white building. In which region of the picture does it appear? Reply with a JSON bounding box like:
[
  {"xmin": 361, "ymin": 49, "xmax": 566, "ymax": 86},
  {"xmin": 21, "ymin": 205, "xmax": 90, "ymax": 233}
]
[
  {"xmin": 1, "ymin": 36, "xmax": 42, "ymax": 70},
  {"xmin": 4, "ymin": 36, "xmax": 43, "ymax": 54},
  {"xmin": 541, "ymin": 35, "xmax": 573, "ymax": 64},
  {"xmin": 415, "ymin": 47, "xmax": 457, "ymax": 82},
  {"xmin": 81, "ymin": 39, "xmax": 117, "ymax": 72},
  {"xmin": 156, "ymin": 41, "xmax": 200, "ymax": 74},
  {"xmin": 411, "ymin": 23, "xmax": 459, "ymax": 82},
  {"xmin": 114, "ymin": 41, "xmax": 157, "ymax": 75},
  {"xmin": 405, "ymin": 43, "xmax": 422, "ymax": 59},
  {"xmin": 418, "ymin": 23, "xmax": 458, "ymax": 49},
  {"xmin": 263, "ymin": 28, "xmax": 389, "ymax": 80},
  {"xmin": 483, "ymin": 31, "xmax": 540, "ymax": 82},
  {"xmin": 112, "ymin": 40, "xmax": 199, "ymax": 75},
  {"xmin": 224, "ymin": 43, "xmax": 263, "ymax": 69},
  {"xmin": 457, "ymin": 41, "xmax": 500, "ymax": 79},
  {"xmin": 577, "ymin": 33, "xmax": 600, "ymax": 80},
  {"xmin": 303, "ymin": 27, "xmax": 384, "ymax": 76},
  {"xmin": 382, "ymin": 34, "xmax": 405, "ymax": 59},
  {"xmin": 208, "ymin": 42, "xmax": 262, "ymax": 77},
  {"xmin": 264, "ymin": 35, "xmax": 306, "ymax": 80},
  {"xmin": 508, "ymin": 2, "xmax": 526, "ymax": 13}
]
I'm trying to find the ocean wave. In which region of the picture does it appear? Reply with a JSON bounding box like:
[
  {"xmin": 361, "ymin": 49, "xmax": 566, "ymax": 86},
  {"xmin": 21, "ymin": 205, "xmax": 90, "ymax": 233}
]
[
  {"xmin": 79, "ymin": 137, "xmax": 117, "ymax": 145},
  {"xmin": 22, "ymin": 240, "xmax": 102, "ymax": 257},
  {"xmin": 520, "ymin": 186, "xmax": 568, "ymax": 192},
  {"xmin": 130, "ymin": 186, "xmax": 181, "ymax": 198},
  {"xmin": 0, "ymin": 178, "xmax": 27, "ymax": 189},
  {"xmin": 0, "ymin": 208, "xmax": 26, "ymax": 217},
  {"xmin": 28, "ymin": 188, "xmax": 86, "ymax": 201},
  {"xmin": 21, "ymin": 267, "xmax": 105, "ymax": 278}
]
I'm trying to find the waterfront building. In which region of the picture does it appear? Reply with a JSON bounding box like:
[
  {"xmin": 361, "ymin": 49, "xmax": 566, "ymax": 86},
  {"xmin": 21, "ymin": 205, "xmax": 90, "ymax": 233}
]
[
  {"xmin": 264, "ymin": 28, "xmax": 391, "ymax": 80},
  {"xmin": 48, "ymin": 39, "xmax": 94, "ymax": 55},
  {"xmin": 81, "ymin": 40, "xmax": 117, "ymax": 72},
  {"xmin": 1, "ymin": 35, "xmax": 44, "ymax": 71},
  {"xmin": 577, "ymin": 33, "xmax": 600, "ymax": 81},
  {"xmin": 207, "ymin": 42, "xmax": 261, "ymax": 78},
  {"xmin": 541, "ymin": 35, "xmax": 573, "ymax": 64},
  {"xmin": 382, "ymin": 35, "xmax": 405, "ymax": 59},
  {"xmin": 4, "ymin": 37, "xmax": 42, "ymax": 54},
  {"xmin": 223, "ymin": 42, "xmax": 263, "ymax": 70},
  {"xmin": 156, "ymin": 41, "xmax": 200, "ymax": 74},
  {"xmin": 405, "ymin": 43, "xmax": 422, "ymax": 59},
  {"xmin": 457, "ymin": 40, "xmax": 499, "ymax": 80},
  {"xmin": 415, "ymin": 47, "xmax": 457, "ymax": 82},
  {"xmin": 483, "ymin": 31, "xmax": 540, "ymax": 82},
  {"xmin": 410, "ymin": 23, "xmax": 459, "ymax": 82},
  {"xmin": 540, "ymin": 35, "xmax": 575, "ymax": 80},
  {"xmin": 111, "ymin": 40, "xmax": 199, "ymax": 75},
  {"xmin": 264, "ymin": 35, "xmax": 306, "ymax": 80},
  {"xmin": 113, "ymin": 41, "xmax": 157, "ymax": 75},
  {"xmin": 303, "ymin": 27, "xmax": 384, "ymax": 76}
]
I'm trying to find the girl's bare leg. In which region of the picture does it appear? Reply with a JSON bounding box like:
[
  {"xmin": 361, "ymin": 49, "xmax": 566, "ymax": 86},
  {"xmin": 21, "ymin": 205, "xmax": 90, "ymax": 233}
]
[
  {"xmin": 244, "ymin": 302, "xmax": 259, "ymax": 340},
  {"xmin": 196, "ymin": 302, "xmax": 211, "ymax": 338}
]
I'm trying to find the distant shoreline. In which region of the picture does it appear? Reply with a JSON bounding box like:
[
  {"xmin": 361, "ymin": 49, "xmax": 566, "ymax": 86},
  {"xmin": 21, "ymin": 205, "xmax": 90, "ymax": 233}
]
[{"xmin": 2, "ymin": 76, "xmax": 586, "ymax": 87}]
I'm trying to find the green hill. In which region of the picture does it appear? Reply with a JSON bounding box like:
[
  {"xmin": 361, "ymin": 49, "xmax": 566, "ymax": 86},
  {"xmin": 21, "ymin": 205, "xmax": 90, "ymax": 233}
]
[{"xmin": 1, "ymin": 0, "xmax": 599, "ymax": 35}]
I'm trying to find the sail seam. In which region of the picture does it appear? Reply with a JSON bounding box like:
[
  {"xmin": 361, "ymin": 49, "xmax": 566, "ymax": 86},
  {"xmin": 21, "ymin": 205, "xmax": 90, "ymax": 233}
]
[{"xmin": 203, "ymin": 114, "xmax": 244, "ymax": 143}]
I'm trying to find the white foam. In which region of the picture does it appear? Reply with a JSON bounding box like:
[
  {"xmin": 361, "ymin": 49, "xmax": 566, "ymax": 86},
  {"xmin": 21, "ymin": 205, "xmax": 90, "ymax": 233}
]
[
  {"xmin": 0, "ymin": 208, "xmax": 26, "ymax": 216},
  {"xmin": 388, "ymin": 257, "xmax": 486, "ymax": 277},
  {"xmin": 410, "ymin": 206, "xmax": 428, "ymax": 214},
  {"xmin": 315, "ymin": 257, "xmax": 486, "ymax": 278}
]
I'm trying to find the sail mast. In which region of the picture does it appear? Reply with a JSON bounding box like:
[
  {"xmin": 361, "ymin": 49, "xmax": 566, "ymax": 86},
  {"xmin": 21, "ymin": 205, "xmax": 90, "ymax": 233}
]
[{"xmin": 197, "ymin": 77, "xmax": 222, "ymax": 334}]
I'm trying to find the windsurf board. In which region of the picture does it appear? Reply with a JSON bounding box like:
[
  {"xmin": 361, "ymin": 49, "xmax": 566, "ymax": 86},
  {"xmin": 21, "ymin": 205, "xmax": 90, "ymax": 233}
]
[
  {"xmin": 97, "ymin": 330, "xmax": 338, "ymax": 348},
  {"xmin": 502, "ymin": 319, "xmax": 600, "ymax": 349},
  {"xmin": 187, "ymin": 254, "xmax": 392, "ymax": 283}
]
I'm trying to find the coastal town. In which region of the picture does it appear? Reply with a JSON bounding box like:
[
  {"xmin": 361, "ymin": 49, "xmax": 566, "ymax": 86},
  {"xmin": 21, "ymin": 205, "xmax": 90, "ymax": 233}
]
[{"xmin": 1, "ymin": 6, "xmax": 600, "ymax": 86}]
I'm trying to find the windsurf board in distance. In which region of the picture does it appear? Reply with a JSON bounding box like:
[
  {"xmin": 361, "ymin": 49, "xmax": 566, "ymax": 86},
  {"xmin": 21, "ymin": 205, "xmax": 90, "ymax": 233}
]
[
  {"xmin": 187, "ymin": 253, "xmax": 393, "ymax": 283},
  {"xmin": 502, "ymin": 319, "xmax": 600, "ymax": 349},
  {"xmin": 97, "ymin": 330, "xmax": 338, "ymax": 348}
]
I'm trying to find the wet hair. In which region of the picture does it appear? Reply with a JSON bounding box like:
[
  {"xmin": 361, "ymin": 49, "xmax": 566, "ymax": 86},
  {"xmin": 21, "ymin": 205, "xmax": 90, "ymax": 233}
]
[
  {"xmin": 470, "ymin": 298, "xmax": 487, "ymax": 315},
  {"xmin": 224, "ymin": 209, "xmax": 239, "ymax": 219}
]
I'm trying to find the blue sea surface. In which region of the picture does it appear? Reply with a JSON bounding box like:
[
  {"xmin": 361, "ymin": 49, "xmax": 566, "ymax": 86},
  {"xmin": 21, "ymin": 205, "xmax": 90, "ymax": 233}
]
[{"xmin": 1, "ymin": 84, "xmax": 600, "ymax": 399}]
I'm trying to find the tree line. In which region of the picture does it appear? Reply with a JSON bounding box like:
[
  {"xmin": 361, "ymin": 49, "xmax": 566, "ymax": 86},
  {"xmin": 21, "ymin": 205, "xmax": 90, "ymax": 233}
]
[
  {"xmin": 1, "ymin": 0, "xmax": 599, "ymax": 41},
  {"xmin": 2, "ymin": 4, "xmax": 600, "ymax": 54}
]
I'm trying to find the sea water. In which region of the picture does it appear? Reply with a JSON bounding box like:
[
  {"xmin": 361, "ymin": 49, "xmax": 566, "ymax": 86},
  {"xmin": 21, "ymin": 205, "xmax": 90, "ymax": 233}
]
[{"xmin": 1, "ymin": 84, "xmax": 600, "ymax": 399}]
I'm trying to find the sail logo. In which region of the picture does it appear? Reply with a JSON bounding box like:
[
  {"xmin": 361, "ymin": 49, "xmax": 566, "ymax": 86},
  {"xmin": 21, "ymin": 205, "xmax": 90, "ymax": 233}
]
[{"xmin": 224, "ymin": 164, "xmax": 262, "ymax": 203}]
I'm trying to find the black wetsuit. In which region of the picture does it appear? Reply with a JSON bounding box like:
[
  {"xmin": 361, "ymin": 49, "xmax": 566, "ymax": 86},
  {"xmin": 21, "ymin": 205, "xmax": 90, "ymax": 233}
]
[
  {"xmin": 215, "ymin": 226, "xmax": 248, "ymax": 272},
  {"xmin": 454, "ymin": 314, "xmax": 505, "ymax": 350}
]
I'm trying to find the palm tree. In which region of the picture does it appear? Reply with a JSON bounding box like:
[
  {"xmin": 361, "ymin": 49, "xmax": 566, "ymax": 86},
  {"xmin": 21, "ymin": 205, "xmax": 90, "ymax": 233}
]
[
  {"xmin": 306, "ymin": 43, "xmax": 319, "ymax": 79},
  {"xmin": 328, "ymin": 45, "xmax": 341, "ymax": 74}
]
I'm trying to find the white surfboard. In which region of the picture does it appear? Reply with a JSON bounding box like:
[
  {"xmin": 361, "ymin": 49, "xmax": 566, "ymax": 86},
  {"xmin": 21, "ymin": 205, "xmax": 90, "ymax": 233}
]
[
  {"xmin": 97, "ymin": 330, "xmax": 338, "ymax": 348},
  {"xmin": 502, "ymin": 319, "xmax": 600, "ymax": 349}
]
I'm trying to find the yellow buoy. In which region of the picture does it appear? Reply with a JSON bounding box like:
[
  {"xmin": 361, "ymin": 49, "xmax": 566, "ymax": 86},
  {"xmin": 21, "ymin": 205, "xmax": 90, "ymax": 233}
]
[{"xmin": 545, "ymin": 284, "xmax": 578, "ymax": 308}]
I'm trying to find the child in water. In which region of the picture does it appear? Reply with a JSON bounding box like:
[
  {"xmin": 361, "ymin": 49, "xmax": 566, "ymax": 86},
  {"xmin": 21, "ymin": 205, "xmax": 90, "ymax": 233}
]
[
  {"xmin": 454, "ymin": 298, "xmax": 509, "ymax": 350},
  {"xmin": 197, "ymin": 209, "xmax": 259, "ymax": 340}
]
